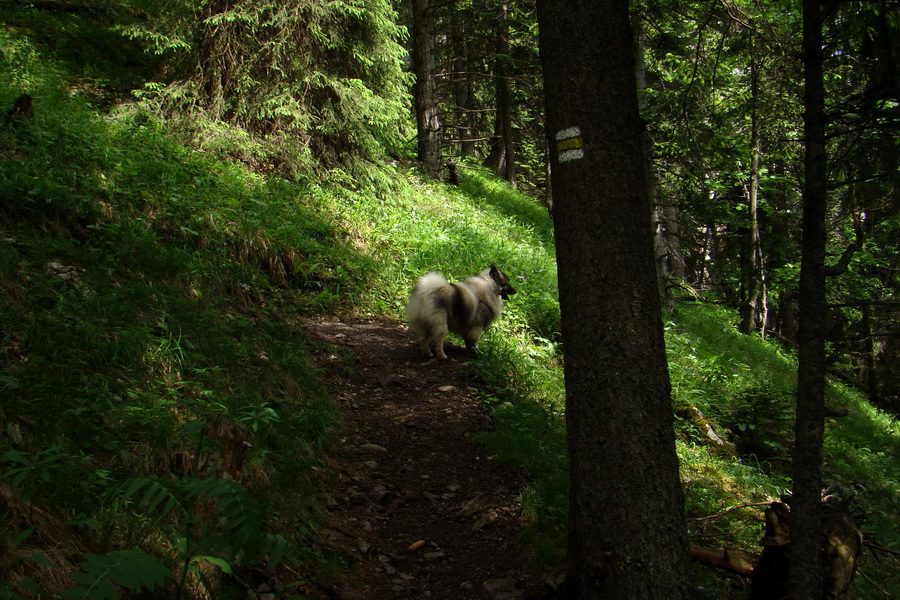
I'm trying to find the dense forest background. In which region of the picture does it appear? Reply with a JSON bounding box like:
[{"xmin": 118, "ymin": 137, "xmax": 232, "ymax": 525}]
[{"xmin": 0, "ymin": 0, "xmax": 898, "ymax": 598}]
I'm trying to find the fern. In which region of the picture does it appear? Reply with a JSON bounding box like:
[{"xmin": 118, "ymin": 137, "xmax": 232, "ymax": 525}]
[
  {"xmin": 183, "ymin": 477, "xmax": 287, "ymax": 566},
  {"xmin": 120, "ymin": 475, "xmax": 184, "ymax": 517},
  {"xmin": 116, "ymin": 475, "xmax": 288, "ymax": 569},
  {"xmin": 61, "ymin": 550, "xmax": 172, "ymax": 600}
]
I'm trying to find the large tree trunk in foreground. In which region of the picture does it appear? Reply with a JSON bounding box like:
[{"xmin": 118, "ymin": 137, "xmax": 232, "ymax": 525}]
[
  {"xmin": 536, "ymin": 0, "xmax": 691, "ymax": 597},
  {"xmin": 791, "ymin": 0, "xmax": 829, "ymax": 595}
]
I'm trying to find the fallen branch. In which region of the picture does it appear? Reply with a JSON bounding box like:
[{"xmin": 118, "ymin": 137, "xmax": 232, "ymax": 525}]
[
  {"xmin": 864, "ymin": 540, "xmax": 900, "ymax": 558},
  {"xmin": 857, "ymin": 568, "xmax": 892, "ymax": 597},
  {"xmin": 690, "ymin": 545, "xmax": 758, "ymax": 576},
  {"xmin": 687, "ymin": 501, "xmax": 771, "ymax": 523}
]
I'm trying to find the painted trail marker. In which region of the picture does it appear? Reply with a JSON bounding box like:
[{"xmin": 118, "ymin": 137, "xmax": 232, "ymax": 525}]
[{"xmin": 555, "ymin": 126, "xmax": 584, "ymax": 163}]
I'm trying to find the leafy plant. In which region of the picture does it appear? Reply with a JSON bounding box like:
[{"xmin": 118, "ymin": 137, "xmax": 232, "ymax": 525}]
[
  {"xmin": 111, "ymin": 475, "xmax": 288, "ymax": 598},
  {"xmin": 62, "ymin": 550, "xmax": 172, "ymax": 600}
]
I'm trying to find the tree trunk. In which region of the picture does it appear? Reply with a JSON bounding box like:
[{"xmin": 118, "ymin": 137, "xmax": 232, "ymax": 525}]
[
  {"xmin": 740, "ymin": 52, "xmax": 765, "ymax": 335},
  {"xmin": 691, "ymin": 501, "xmax": 861, "ymax": 599},
  {"xmin": 663, "ymin": 201, "xmax": 686, "ymax": 280},
  {"xmin": 484, "ymin": 2, "xmax": 516, "ymax": 187},
  {"xmin": 411, "ymin": 0, "xmax": 443, "ymax": 179},
  {"xmin": 633, "ymin": 12, "xmax": 669, "ymax": 304},
  {"xmin": 754, "ymin": 501, "xmax": 861, "ymax": 600},
  {"xmin": 197, "ymin": 0, "xmax": 234, "ymax": 119},
  {"xmin": 860, "ymin": 302, "xmax": 879, "ymax": 398},
  {"xmin": 536, "ymin": 0, "xmax": 691, "ymax": 597},
  {"xmin": 790, "ymin": 0, "xmax": 828, "ymax": 595},
  {"xmin": 449, "ymin": 14, "xmax": 478, "ymax": 158}
]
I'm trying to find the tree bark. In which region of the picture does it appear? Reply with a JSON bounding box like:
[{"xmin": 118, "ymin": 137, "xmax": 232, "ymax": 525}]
[
  {"xmin": 632, "ymin": 12, "xmax": 669, "ymax": 303},
  {"xmin": 411, "ymin": 0, "xmax": 443, "ymax": 179},
  {"xmin": 536, "ymin": 0, "xmax": 691, "ymax": 597},
  {"xmin": 740, "ymin": 49, "xmax": 765, "ymax": 335},
  {"xmin": 448, "ymin": 10, "xmax": 478, "ymax": 158},
  {"xmin": 484, "ymin": 2, "xmax": 516, "ymax": 187},
  {"xmin": 860, "ymin": 302, "xmax": 879, "ymax": 398},
  {"xmin": 756, "ymin": 501, "xmax": 861, "ymax": 600},
  {"xmin": 664, "ymin": 201, "xmax": 686, "ymax": 280},
  {"xmin": 790, "ymin": 0, "xmax": 828, "ymax": 595},
  {"xmin": 197, "ymin": 0, "xmax": 234, "ymax": 119}
]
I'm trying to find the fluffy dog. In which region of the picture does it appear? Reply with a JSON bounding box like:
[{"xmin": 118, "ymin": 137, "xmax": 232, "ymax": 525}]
[{"xmin": 406, "ymin": 265, "xmax": 516, "ymax": 359}]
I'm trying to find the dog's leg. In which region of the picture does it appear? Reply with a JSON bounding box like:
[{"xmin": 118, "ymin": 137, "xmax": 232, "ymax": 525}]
[
  {"xmin": 434, "ymin": 332, "xmax": 449, "ymax": 360},
  {"xmin": 419, "ymin": 337, "xmax": 434, "ymax": 358},
  {"xmin": 464, "ymin": 329, "xmax": 483, "ymax": 353}
]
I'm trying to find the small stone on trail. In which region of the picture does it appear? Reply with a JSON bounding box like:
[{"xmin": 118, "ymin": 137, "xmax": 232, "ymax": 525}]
[
  {"xmin": 483, "ymin": 578, "xmax": 521, "ymax": 599},
  {"xmin": 472, "ymin": 509, "xmax": 498, "ymax": 532},
  {"xmin": 438, "ymin": 385, "xmax": 456, "ymax": 392},
  {"xmin": 407, "ymin": 539, "xmax": 427, "ymax": 552},
  {"xmin": 377, "ymin": 555, "xmax": 397, "ymax": 575},
  {"xmin": 360, "ymin": 443, "xmax": 387, "ymax": 452},
  {"xmin": 457, "ymin": 494, "xmax": 485, "ymax": 518}
]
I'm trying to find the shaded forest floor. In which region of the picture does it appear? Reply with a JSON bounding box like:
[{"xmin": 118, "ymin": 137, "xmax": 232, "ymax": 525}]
[{"xmin": 304, "ymin": 317, "xmax": 535, "ymax": 600}]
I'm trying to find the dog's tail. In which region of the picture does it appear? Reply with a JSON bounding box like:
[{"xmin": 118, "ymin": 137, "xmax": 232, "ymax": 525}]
[
  {"xmin": 411, "ymin": 272, "xmax": 449, "ymax": 296},
  {"xmin": 407, "ymin": 272, "xmax": 449, "ymax": 338}
]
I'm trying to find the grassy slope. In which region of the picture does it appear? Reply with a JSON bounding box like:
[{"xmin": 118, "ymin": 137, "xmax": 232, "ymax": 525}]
[{"xmin": 1, "ymin": 14, "xmax": 898, "ymax": 600}]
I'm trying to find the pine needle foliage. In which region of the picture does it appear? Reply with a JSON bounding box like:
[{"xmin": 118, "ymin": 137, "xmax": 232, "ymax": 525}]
[{"xmin": 119, "ymin": 0, "xmax": 412, "ymax": 168}]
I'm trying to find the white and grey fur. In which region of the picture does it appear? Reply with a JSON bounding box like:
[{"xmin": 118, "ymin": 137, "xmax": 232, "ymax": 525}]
[{"xmin": 406, "ymin": 265, "xmax": 516, "ymax": 360}]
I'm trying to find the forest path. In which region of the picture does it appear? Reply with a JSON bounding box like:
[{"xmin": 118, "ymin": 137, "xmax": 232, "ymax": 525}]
[{"xmin": 303, "ymin": 317, "xmax": 531, "ymax": 600}]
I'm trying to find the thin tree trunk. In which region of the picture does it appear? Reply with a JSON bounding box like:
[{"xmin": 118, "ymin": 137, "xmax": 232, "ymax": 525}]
[
  {"xmin": 484, "ymin": 2, "xmax": 516, "ymax": 187},
  {"xmin": 790, "ymin": 0, "xmax": 828, "ymax": 595},
  {"xmin": 633, "ymin": 12, "xmax": 669, "ymax": 303},
  {"xmin": 197, "ymin": 0, "xmax": 233, "ymax": 119},
  {"xmin": 449, "ymin": 16, "xmax": 477, "ymax": 158},
  {"xmin": 664, "ymin": 201, "xmax": 686, "ymax": 280},
  {"xmin": 411, "ymin": 0, "xmax": 443, "ymax": 179},
  {"xmin": 861, "ymin": 302, "xmax": 879, "ymax": 398},
  {"xmin": 740, "ymin": 51, "xmax": 764, "ymax": 334}
]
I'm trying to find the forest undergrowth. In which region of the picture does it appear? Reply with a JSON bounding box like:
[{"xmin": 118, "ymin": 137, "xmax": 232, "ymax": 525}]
[{"xmin": 1, "ymin": 11, "xmax": 898, "ymax": 600}]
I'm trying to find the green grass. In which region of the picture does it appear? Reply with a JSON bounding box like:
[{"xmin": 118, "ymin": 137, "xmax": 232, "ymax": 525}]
[
  {"xmin": 475, "ymin": 301, "xmax": 898, "ymax": 598},
  {"xmin": 0, "ymin": 35, "xmax": 353, "ymax": 596},
  {"xmin": 1, "ymin": 15, "xmax": 898, "ymax": 600}
]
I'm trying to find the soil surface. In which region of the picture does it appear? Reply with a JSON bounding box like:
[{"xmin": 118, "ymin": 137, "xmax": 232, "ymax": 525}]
[{"xmin": 303, "ymin": 317, "xmax": 533, "ymax": 600}]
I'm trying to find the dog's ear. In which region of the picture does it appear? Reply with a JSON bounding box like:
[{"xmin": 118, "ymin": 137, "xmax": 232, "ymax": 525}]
[
  {"xmin": 490, "ymin": 265, "xmax": 516, "ymax": 298},
  {"xmin": 489, "ymin": 265, "xmax": 502, "ymax": 284}
]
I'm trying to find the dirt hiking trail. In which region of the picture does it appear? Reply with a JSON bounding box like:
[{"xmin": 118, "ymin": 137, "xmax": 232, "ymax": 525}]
[{"xmin": 303, "ymin": 317, "xmax": 535, "ymax": 600}]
